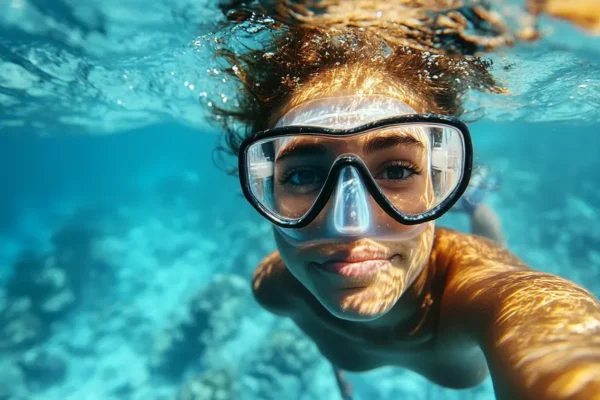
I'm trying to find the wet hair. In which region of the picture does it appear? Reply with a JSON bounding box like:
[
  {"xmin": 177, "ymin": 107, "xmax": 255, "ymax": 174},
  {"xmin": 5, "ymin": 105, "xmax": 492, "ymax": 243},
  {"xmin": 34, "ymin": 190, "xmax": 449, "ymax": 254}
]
[{"xmin": 211, "ymin": 1, "xmax": 517, "ymax": 170}]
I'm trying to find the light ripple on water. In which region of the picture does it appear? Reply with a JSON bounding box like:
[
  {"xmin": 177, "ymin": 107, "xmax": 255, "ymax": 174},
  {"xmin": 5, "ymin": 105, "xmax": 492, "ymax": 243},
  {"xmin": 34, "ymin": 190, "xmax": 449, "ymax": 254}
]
[{"xmin": 1, "ymin": 0, "xmax": 600, "ymax": 135}]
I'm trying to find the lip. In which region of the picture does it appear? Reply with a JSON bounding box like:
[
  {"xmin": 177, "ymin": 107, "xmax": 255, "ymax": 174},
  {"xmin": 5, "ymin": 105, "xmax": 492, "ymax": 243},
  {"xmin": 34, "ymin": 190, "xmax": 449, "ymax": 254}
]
[
  {"xmin": 312, "ymin": 258, "xmax": 389, "ymax": 288},
  {"xmin": 311, "ymin": 248, "xmax": 394, "ymax": 288},
  {"xmin": 316, "ymin": 259, "xmax": 388, "ymax": 277},
  {"xmin": 314, "ymin": 246, "xmax": 391, "ymax": 264},
  {"xmin": 309, "ymin": 245, "xmax": 394, "ymax": 287}
]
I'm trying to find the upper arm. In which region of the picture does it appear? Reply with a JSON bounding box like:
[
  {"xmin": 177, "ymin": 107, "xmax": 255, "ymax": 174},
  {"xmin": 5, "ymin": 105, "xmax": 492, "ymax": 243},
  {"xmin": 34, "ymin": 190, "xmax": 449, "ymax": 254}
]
[
  {"xmin": 252, "ymin": 250, "xmax": 298, "ymax": 316},
  {"xmin": 434, "ymin": 230, "xmax": 534, "ymax": 343},
  {"xmin": 436, "ymin": 229, "xmax": 600, "ymax": 399}
]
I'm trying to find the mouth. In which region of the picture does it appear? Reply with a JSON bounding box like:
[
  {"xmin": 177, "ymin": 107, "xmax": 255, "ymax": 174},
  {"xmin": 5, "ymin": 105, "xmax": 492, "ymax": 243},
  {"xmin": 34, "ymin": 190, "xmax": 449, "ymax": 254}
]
[
  {"xmin": 316, "ymin": 258, "xmax": 388, "ymax": 277},
  {"xmin": 315, "ymin": 246, "xmax": 392, "ymax": 264},
  {"xmin": 310, "ymin": 247, "xmax": 395, "ymax": 287}
]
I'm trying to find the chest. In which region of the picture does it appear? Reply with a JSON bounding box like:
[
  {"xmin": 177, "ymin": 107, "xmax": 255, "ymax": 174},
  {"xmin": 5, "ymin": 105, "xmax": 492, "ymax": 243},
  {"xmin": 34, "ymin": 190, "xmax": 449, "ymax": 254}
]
[
  {"xmin": 291, "ymin": 311, "xmax": 488, "ymax": 387},
  {"xmin": 293, "ymin": 312, "xmax": 435, "ymax": 371}
]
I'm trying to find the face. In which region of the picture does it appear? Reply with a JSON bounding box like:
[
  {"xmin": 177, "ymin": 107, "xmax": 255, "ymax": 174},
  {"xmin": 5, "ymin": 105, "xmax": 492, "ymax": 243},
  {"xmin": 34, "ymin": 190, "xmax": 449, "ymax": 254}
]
[{"xmin": 271, "ymin": 125, "xmax": 437, "ymax": 321}]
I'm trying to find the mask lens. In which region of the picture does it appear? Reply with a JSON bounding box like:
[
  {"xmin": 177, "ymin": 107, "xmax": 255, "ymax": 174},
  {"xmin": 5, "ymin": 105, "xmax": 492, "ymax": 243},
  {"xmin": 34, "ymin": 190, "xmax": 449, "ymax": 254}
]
[
  {"xmin": 245, "ymin": 123, "xmax": 466, "ymax": 222},
  {"xmin": 372, "ymin": 124, "xmax": 465, "ymax": 216},
  {"xmin": 246, "ymin": 136, "xmax": 329, "ymax": 221}
]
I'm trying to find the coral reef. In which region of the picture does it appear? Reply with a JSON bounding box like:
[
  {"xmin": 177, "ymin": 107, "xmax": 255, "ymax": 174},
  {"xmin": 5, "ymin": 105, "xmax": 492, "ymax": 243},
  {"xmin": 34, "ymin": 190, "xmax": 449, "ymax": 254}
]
[
  {"xmin": 18, "ymin": 349, "xmax": 68, "ymax": 391},
  {"xmin": 150, "ymin": 274, "xmax": 250, "ymax": 379},
  {"xmin": 243, "ymin": 327, "xmax": 324, "ymax": 400},
  {"xmin": 0, "ymin": 359, "xmax": 29, "ymax": 400},
  {"xmin": 0, "ymin": 224, "xmax": 113, "ymax": 352},
  {"xmin": 177, "ymin": 368, "xmax": 238, "ymax": 400}
]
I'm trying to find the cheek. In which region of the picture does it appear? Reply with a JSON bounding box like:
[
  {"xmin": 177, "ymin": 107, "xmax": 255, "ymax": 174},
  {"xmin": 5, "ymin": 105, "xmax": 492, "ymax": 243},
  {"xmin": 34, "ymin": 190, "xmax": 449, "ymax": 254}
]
[
  {"xmin": 369, "ymin": 204, "xmax": 429, "ymax": 238},
  {"xmin": 375, "ymin": 221, "xmax": 434, "ymax": 273},
  {"xmin": 401, "ymin": 222, "xmax": 435, "ymax": 276},
  {"xmin": 273, "ymin": 228, "xmax": 305, "ymax": 271}
]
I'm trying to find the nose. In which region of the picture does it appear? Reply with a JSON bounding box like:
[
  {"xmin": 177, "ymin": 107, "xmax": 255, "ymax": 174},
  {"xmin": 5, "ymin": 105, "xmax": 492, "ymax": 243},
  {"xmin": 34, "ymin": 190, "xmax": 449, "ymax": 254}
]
[{"xmin": 329, "ymin": 166, "xmax": 371, "ymax": 236}]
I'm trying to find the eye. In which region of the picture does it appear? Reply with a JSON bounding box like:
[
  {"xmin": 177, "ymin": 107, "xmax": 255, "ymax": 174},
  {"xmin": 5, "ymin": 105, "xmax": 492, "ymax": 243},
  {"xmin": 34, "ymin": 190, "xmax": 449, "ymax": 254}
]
[
  {"xmin": 277, "ymin": 165, "xmax": 328, "ymax": 194},
  {"xmin": 378, "ymin": 164, "xmax": 416, "ymax": 180},
  {"xmin": 289, "ymin": 170, "xmax": 323, "ymax": 185}
]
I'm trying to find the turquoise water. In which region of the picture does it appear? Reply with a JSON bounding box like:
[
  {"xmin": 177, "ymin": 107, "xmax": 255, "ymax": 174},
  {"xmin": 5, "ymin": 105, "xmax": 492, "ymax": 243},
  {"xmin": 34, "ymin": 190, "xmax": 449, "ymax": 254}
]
[{"xmin": 1, "ymin": 1, "xmax": 600, "ymax": 399}]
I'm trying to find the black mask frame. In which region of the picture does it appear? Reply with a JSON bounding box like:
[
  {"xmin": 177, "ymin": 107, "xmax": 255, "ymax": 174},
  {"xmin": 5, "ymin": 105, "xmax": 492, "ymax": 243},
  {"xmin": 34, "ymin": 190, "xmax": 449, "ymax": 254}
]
[{"xmin": 238, "ymin": 114, "xmax": 473, "ymax": 229}]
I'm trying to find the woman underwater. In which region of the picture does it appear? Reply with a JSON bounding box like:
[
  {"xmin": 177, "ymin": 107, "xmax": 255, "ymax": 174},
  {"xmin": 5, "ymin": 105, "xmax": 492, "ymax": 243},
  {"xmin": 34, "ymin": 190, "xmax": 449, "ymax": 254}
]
[{"xmin": 212, "ymin": 1, "xmax": 600, "ymax": 399}]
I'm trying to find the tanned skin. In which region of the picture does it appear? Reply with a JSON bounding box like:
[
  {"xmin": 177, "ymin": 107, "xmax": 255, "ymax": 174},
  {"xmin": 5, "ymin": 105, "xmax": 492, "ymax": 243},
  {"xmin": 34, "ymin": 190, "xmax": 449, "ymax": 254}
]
[{"xmin": 253, "ymin": 228, "xmax": 600, "ymax": 399}]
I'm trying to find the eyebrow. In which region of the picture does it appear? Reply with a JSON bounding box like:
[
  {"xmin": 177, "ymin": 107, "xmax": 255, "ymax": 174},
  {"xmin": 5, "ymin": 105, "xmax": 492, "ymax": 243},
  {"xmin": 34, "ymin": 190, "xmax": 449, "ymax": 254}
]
[
  {"xmin": 275, "ymin": 133, "xmax": 425, "ymax": 162},
  {"xmin": 362, "ymin": 134, "xmax": 425, "ymax": 154},
  {"xmin": 275, "ymin": 142, "xmax": 329, "ymax": 163}
]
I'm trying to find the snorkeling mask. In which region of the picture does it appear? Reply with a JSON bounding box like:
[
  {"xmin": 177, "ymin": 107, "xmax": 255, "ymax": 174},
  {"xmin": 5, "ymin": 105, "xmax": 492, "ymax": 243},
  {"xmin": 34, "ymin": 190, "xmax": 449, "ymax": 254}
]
[{"xmin": 239, "ymin": 95, "xmax": 473, "ymax": 244}]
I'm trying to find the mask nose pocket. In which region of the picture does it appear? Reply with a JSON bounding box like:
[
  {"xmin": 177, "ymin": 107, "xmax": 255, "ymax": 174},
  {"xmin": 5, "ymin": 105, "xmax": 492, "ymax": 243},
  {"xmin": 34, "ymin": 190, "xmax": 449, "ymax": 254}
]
[{"xmin": 331, "ymin": 166, "xmax": 371, "ymax": 236}]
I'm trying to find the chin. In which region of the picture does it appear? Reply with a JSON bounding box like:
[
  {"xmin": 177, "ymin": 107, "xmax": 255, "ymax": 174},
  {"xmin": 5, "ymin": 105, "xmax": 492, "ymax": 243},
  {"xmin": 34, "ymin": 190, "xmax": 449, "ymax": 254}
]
[{"xmin": 315, "ymin": 283, "xmax": 401, "ymax": 321}]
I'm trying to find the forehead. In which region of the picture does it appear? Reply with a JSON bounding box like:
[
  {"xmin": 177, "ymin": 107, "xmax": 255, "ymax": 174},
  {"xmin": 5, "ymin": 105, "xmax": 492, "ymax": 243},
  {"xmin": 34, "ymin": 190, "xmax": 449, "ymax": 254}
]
[{"xmin": 274, "ymin": 126, "xmax": 430, "ymax": 158}]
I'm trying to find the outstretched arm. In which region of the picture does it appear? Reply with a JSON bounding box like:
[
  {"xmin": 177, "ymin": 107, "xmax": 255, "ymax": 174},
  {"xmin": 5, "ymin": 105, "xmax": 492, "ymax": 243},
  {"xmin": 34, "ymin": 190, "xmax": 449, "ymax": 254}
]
[{"xmin": 438, "ymin": 231, "xmax": 600, "ymax": 400}]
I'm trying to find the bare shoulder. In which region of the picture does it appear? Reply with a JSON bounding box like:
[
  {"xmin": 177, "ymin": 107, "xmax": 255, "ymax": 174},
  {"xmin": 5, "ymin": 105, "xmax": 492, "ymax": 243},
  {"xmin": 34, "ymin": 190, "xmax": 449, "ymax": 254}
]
[
  {"xmin": 434, "ymin": 228, "xmax": 538, "ymax": 334},
  {"xmin": 252, "ymin": 251, "xmax": 301, "ymax": 316},
  {"xmin": 436, "ymin": 228, "xmax": 596, "ymax": 307},
  {"xmin": 431, "ymin": 227, "xmax": 529, "ymax": 282}
]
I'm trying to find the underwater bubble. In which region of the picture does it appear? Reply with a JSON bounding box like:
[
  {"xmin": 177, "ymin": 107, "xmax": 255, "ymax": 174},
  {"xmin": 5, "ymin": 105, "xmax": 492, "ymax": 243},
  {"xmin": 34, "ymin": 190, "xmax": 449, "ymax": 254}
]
[
  {"xmin": 259, "ymin": 17, "xmax": 275, "ymax": 25},
  {"xmin": 243, "ymin": 25, "xmax": 261, "ymax": 34}
]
